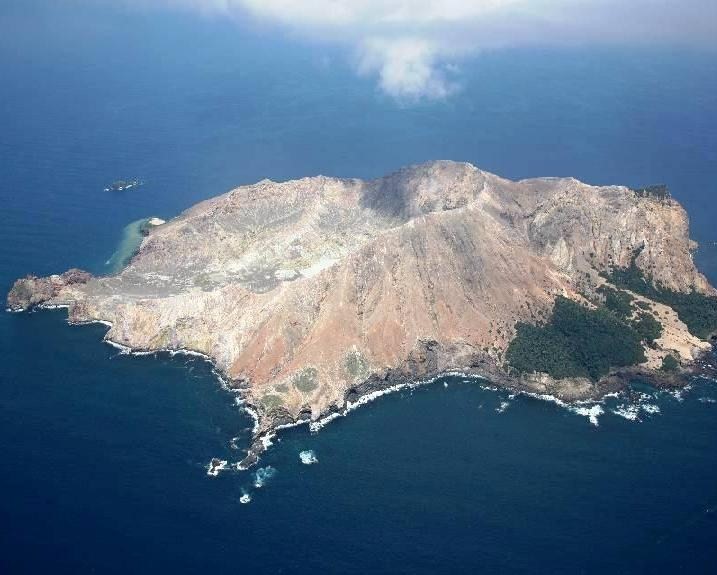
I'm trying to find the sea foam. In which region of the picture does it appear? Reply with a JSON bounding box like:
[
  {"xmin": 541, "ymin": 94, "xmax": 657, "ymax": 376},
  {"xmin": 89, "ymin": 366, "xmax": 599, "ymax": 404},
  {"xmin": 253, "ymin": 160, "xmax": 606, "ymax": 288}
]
[
  {"xmin": 299, "ymin": 450, "xmax": 318, "ymax": 465},
  {"xmin": 206, "ymin": 459, "xmax": 228, "ymax": 477},
  {"xmin": 571, "ymin": 404, "xmax": 604, "ymax": 426},
  {"xmin": 519, "ymin": 391, "xmax": 604, "ymax": 427},
  {"xmin": 495, "ymin": 401, "xmax": 511, "ymax": 413},
  {"xmin": 253, "ymin": 466, "xmax": 276, "ymax": 488}
]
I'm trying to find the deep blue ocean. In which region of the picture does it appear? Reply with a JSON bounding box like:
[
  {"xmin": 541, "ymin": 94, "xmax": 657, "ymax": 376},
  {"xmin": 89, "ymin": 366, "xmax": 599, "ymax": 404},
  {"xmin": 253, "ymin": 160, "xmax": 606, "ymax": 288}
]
[{"xmin": 1, "ymin": 2, "xmax": 717, "ymax": 573}]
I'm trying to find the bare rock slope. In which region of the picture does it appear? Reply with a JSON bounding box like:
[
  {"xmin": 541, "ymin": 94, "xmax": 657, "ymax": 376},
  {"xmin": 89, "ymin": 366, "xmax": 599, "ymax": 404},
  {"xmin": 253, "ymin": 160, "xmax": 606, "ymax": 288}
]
[{"xmin": 8, "ymin": 161, "xmax": 715, "ymax": 453}]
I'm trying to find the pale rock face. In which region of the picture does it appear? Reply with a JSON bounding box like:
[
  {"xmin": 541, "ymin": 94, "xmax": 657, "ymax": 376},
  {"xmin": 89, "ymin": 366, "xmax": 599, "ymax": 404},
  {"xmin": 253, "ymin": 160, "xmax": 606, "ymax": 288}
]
[{"xmin": 7, "ymin": 161, "xmax": 714, "ymax": 435}]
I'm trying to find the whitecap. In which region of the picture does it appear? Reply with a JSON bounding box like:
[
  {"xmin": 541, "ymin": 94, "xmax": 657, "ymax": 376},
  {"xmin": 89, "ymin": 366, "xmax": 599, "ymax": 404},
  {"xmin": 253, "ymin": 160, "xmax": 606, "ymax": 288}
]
[
  {"xmin": 667, "ymin": 385, "xmax": 692, "ymax": 403},
  {"xmin": 38, "ymin": 303, "xmax": 70, "ymax": 310},
  {"xmin": 571, "ymin": 404, "xmax": 603, "ymax": 427},
  {"xmin": 495, "ymin": 401, "xmax": 510, "ymax": 413},
  {"xmin": 641, "ymin": 403, "xmax": 661, "ymax": 415},
  {"xmin": 104, "ymin": 339, "xmax": 132, "ymax": 354},
  {"xmin": 612, "ymin": 405, "xmax": 641, "ymax": 421},
  {"xmin": 253, "ymin": 466, "xmax": 276, "ymax": 488},
  {"xmin": 239, "ymin": 491, "xmax": 252, "ymax": 504},
  {"xmin": 260, "ymin": 432, "xmax": 276, "ymax": 450},
  {"xmin": 519, "ymin": 391, "xmax": 603, "ymax": 427},
  {"xmin": 270, "ymin": 371, "xmax": 488, "ymax": 439},
  {"xmin": 242, "ymin": 405, "xmax": 260, "ymax": 434},
  {"xmin": 309, "ymin": 411, "xmax": 342, "ymax": 432},
  {"xmin": 299, "ymin": 450, "xmax": 318, "ymax": 465},
  {"xmin": 206, "ymin": 458, "xmax": 228, "ymax": 477}
]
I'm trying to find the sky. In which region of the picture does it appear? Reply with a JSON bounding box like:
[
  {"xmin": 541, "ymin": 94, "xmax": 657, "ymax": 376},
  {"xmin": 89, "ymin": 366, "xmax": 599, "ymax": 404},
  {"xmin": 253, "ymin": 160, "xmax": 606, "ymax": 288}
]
[{"xmin": 79, "ymin": 0, "xmax": 717, "ymax": 99}]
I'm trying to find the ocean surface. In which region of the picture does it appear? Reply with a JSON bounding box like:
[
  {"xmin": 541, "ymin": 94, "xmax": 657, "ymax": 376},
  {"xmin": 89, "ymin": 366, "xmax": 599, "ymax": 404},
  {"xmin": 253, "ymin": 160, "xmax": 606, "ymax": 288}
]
[{"xmin": 1, "ymin": 2, "xmax": 717, "ymax": 573}]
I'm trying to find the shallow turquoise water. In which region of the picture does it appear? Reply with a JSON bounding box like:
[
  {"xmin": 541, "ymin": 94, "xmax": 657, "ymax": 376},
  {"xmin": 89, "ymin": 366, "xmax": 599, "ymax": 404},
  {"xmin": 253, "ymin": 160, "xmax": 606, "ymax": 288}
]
[
  {"xmin": 104, "ymin": 218, "xmax": 153, "ymax": 273},
  {"xmin": 1, "ymin": 2, "xmax": 716, "ymax": 573}
]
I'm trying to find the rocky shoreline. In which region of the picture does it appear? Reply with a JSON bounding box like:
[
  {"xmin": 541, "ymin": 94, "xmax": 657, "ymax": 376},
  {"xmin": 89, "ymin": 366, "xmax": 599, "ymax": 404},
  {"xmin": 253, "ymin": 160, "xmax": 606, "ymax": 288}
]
[
  {"xmin": 236, "ymin": 341, "xmax": 716, "ymax": 469},
  {"xmin": 7, "ymin": 273, "xmax": 716, "ymax": 470}
]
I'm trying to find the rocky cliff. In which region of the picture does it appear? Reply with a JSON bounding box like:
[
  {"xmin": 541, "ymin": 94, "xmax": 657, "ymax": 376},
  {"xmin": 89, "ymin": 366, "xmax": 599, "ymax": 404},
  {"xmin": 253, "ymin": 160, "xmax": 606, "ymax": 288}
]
[{"xmin": 8, "ymin": 161, "xmax": 715, "ymax": 462}]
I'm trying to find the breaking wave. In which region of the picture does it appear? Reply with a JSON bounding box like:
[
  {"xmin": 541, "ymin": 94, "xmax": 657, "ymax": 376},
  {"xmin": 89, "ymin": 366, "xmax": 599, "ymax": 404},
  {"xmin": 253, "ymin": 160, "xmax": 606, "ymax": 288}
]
[
  {"xmin": 206, "ymin": 459, "xmax": 228, "ymax": 477},
  {"xmin": 571, "ymin": 404, "xmax": 604, "ymax": 427},
  {"xmin": 253, "ymin": 466, "xmax": 277, "ymax": 488},
  {"xmin": 611, "ymin": 390, "xmax": 663, "ymax": 422},
  {"xmin": 495, "ymin": 401, "xmax": 511, "ymax": 413},
  {"xmin": 299, "ymin": 450, "xmax": 318, "ymax": 465}
]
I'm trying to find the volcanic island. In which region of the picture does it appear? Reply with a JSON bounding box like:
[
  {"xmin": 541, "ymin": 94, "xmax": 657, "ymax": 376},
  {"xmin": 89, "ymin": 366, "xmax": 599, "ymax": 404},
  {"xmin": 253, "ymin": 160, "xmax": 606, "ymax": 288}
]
[{"xmin": 8, "ymin": 161, "xmax": 717, "ymax": 467}]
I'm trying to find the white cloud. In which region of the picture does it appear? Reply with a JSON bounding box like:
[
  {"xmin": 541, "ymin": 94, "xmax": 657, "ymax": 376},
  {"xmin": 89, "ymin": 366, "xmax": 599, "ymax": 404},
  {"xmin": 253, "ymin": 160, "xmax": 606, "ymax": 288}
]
[
  {"xmin": 357, "ymin": 37, "xmax": 456, "ymax": 100},
  {"xmin": 120, "ymin": 0, "xmax": 717, "ymax": 101},
  {"xmin": 237, "ymin": 0, "xmax": 521, "ymax": 26}
]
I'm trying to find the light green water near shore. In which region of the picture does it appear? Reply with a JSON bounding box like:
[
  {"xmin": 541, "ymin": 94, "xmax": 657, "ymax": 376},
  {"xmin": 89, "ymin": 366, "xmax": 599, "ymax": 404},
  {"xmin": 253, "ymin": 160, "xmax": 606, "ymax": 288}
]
[{"xmin": 105, "ymin": 218, "xmax": 152, "ymax": 274}]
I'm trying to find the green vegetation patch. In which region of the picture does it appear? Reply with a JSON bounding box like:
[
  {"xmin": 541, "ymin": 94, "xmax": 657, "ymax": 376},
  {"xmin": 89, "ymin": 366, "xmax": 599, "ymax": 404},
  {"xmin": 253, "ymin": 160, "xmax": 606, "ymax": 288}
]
[
  {"xmin": 598, "ymin": 285, "xmax": 634, "ymax": 319},
  {"xmin": 345, "ymin": 350, "xmax": 369, "ymax": 381},
  {"xmin": 260, "ymin": 394, "xmax": 284, "ymax": 410},
  {"xmin": 661, "ymin": 355, "xmax": 680, "ymax": 372},
  {"xmin": 507, "ymin": 296, "xmax": 646, "ymax": 381},
  {"xmin": 293, "ymin": 367, "xmax": 319, "ymax": 393},
  {"xmin": 607, "ymin": 260, "xmax": 717, "ymax": 339},
  {"xmin": 631, "ymin": 312, "xmax": 662, "ymax": 344}
]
